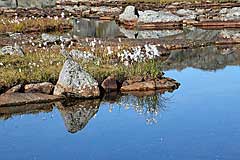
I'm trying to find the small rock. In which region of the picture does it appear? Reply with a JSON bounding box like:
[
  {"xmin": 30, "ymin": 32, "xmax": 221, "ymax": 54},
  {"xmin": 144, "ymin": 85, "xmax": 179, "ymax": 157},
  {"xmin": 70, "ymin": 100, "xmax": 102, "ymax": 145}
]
[
  {"xmin": 54, "ymin": 59, "xmax": 100, "ymax": 98},
  {"xmin": 24, "ymin": 82, "xmax": 54, "ymax": 94},
  {"xmin": 41, "ymin": 33, "xmax": 60, "ymax": 43},
  {"xmin": 101, "ymin": 76, "xmax": 118, "ymax": 92},
  {"xmin": 0, "ymin": 44, "xmax": 24, "ymax": 56}
]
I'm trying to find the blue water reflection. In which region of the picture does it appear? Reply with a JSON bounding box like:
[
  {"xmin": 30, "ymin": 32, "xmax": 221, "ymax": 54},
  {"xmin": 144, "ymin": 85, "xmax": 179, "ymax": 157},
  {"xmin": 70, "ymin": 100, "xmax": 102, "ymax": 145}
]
[{"xmin": 0, "ymin": 66, "xmax": 239, "ymax": 159}]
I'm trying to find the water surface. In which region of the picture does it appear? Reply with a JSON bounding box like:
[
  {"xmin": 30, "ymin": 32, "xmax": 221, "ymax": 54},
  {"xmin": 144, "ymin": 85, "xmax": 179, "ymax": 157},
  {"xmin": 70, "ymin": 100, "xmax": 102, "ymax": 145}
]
[{"xmin": 0, "ymin": 46, "xmax": 240, "ymax": 160}]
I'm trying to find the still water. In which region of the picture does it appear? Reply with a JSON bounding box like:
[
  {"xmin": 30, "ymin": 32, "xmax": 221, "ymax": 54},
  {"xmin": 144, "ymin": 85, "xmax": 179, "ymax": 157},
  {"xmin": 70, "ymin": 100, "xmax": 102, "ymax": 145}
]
[{"xmin": 0, "ymin": 47, "xmax": 240, "ymax": 159}]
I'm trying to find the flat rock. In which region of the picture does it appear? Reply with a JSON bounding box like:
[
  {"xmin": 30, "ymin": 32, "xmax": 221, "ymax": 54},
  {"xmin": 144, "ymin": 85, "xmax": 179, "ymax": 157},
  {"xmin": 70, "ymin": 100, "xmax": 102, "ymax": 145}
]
[
  {"xmin": 0, "ymin": 93, "xmax": 63, "ymax": 107},
  {"xmin": 54, "ymin": 59, "xmax": 100, "ymax": 98}
]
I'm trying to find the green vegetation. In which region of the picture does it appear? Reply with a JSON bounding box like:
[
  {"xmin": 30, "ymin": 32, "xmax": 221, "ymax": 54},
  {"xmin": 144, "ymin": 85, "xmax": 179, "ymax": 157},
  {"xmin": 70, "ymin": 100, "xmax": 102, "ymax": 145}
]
[
  {"xmin": 0, "ymin": 47, "xmax": 162, "ymax": 90},
  {"xmin": 0, "ymin": 16, "xmax": 72, "ymax": 33}
]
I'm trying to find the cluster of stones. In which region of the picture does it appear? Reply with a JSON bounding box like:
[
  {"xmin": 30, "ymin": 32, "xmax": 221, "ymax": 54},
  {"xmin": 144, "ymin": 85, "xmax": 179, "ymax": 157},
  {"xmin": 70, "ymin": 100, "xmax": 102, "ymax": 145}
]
[{"xmin": 118, "ymin": 5, "xmax": 240, "ymax": 29}]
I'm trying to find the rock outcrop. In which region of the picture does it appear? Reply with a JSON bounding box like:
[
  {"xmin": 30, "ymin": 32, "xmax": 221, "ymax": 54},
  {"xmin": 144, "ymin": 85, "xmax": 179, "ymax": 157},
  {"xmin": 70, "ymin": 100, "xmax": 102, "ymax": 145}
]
[{"xmin": 54, "ymin": 59, "xmax": 100, "ymax": 98}]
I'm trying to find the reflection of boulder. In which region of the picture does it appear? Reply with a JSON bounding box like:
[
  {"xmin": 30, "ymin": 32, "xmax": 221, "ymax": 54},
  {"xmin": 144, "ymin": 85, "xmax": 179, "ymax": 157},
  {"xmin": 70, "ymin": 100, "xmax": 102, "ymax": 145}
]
[
  {"xmin": 162, "ymin": 46, "xmax": 240, "ymax": 71},
  {"xmin": 119, "ymin": 27, "xmax": 183, "ymax": 39},
  {"xmin": 72, "ymin": 18, "xmax": 121, "ymax": 38},
  {"xmin": 57, "ymin": 99, "xmax": 100, "ymax": 133}
]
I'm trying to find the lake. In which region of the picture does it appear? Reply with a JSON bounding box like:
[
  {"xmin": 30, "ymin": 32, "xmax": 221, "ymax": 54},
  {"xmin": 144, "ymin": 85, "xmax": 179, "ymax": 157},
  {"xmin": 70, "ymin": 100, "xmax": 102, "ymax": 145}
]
[{"xmin": 0, "ymin": 46, "xmax": 239, "ymax": 160}]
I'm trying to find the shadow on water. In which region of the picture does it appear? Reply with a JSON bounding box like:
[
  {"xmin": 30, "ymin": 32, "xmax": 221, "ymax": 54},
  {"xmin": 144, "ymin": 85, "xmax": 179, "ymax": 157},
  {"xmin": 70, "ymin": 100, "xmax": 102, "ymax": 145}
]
[{"xmin": 0, "ymin": 93, "xmax": 171, "ymax": 133}]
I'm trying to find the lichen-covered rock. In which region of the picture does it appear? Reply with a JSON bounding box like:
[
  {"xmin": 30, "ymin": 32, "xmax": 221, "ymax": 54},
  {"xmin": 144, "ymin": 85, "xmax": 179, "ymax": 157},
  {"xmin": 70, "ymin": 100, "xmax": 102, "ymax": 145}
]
[
  {"xmin": 138, "ymin": 10, "xmax": 182, "ymax": 23},
  {"xmin": 176, "ymin": 9, "xmax": 197, "ymax": 20},
  {"xmin": 54, "ymin": 59, "xmax": 100, "ymax": 98},
  {"xmin": 24, "ymin": 82, "xmax": 54, "ymax": 94},
  {"xmin": 0, "ymin": 44, "xmax": 24, "ymax": 56}
]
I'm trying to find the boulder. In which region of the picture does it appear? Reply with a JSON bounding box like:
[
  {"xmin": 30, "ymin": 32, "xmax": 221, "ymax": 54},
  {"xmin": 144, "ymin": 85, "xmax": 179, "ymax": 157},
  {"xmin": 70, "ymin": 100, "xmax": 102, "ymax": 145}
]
[
  {"xmin": 138, "ymin": 10, "xmax": 182, "ymax": 23},
  {"xmin": 0, "ymin": 44, "xmax": 24, "ymax": 56},
  {"xmin": 101, "ymin": 76, "xmax": 118, "ymax": 92},
  {"xmin": 24, "ymin": 82, "xmax": 54, "ymax": 94},
  {"xmin": 53, "ymin": 59, "xmax": 100, "ymax": 98},
  {"xmin": 119, "ymin": 6, "xmax": 139, "ymax": 26}
]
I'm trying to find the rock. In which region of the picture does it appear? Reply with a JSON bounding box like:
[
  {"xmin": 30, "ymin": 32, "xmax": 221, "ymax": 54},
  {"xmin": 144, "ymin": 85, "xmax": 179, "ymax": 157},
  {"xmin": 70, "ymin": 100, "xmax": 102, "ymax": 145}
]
[
  {"xmin": 119, "ymin": 6, "xmax": 139, "ymax": 26},
  {"xmin": 101, "ymin": 76, "xmax": 118, "ymax": 92},
  {"xmin": 0, "ymin": 44, "xmax": 24, "ymax": 56},
  {"xmin": 0, "ymin": 93, "xmax": 63, "ymax": 107},
  {"xmin": 121, "ymin": 80, "xmax": 156, "ymax": 92},
  {"xmin": 41, "ymin": 33, "xmax": 60, "ymax": 43},
  {"xmin": 53, "ymin": 59, "xmax": 100, "ymax": 98},
  {"xmin": 138, "ymin": 10, "xmax": 182, "ymax": 23},
  {"xmin": 220, "ymin": 7, "xmax": 240, "ymax": 20},
  {"xmin": 24, "ymin": 82, "xmax": 54, "ymax": 94},
  {"xmin": 121, "ymin": 77, "xmax": 180, "ymax": 92},
  {"xmin": 5, "ymin": 84, "xmax": 23, "ymax": 94},
  {"xmin": 176, "ymin": 9, "xmax": 197, "ymax": 20}
]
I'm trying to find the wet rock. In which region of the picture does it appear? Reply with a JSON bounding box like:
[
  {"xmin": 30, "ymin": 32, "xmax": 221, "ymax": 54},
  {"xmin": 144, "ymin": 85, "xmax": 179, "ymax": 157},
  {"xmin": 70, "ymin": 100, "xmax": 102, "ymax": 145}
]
[
  {"xmin": 5, "ymin": 84, "xmax": 23, "ymax": 94},
  {"xmin": 101, "ymin": 76, "xmax": 118, "ymax": 92},
  {"xmin": 119, "ymin": 6, "xmax": 138, "ymax": 26},
  {"xmin": 138, "ymin": 10, "xmax": 182, "ymax": 23},
  {"xmin": 121, "ymin": 77, "xmax": 179, "ymax": 92},
  {"xmin": 41, "ymin": 33, "xmax": 60, "ymax": 43},
  {"xmin": 57, "ymin": 99, "xmax": 100, "ymax": 133},
  {"xmin": 54, "ymin": 59, "xmax": 100, "ymax": 98},
  {"xmin": 24, "ymin": 82, "xmax": 54, "ymax": 94},
  {"xmin": 0, "ymin": 44, "xmax": 24, "ymax": 56},
  {"xmin": 0, "ymin": 93, "xmax": 63, "ymax": 107}
]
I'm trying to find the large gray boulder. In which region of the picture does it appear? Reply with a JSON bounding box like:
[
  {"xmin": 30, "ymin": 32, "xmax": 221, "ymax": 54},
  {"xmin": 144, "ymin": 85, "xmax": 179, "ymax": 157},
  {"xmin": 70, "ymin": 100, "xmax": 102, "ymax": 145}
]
[
  {"xmin": 53, "ymin": 59, "xmax": 100, "ymax": 98},
  {"xmin": 138, "ymin": 10, "xmax": 182, "ymax": 23}
]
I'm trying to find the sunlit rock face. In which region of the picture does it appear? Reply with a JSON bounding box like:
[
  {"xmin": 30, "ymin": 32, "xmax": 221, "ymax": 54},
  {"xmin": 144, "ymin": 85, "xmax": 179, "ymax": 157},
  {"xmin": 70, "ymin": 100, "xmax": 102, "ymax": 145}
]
[
  {"xmin": 57, "ymin": 99, "xmax": 100, "ymax": 133},
  {"xmin": 0, "ymin": 0, "xmax": 56, "ymax": 8},
  {"xmin": 53, "ymin": 59, "xmax": 100, "ymax": 98},
  {"xmin": 162, "ymin": 46, "xmax": 240, "ymax": 71}
]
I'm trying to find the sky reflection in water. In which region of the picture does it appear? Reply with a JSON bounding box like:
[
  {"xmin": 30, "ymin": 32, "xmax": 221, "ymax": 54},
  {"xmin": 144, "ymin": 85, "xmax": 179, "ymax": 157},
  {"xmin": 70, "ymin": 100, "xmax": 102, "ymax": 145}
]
[{"xmin": 0, "ymin": 65, "xmax": 240, "ymax": 160}]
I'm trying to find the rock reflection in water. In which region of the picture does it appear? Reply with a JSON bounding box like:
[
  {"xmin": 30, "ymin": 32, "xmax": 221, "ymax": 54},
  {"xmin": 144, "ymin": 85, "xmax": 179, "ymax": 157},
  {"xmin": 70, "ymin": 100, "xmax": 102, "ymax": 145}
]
[
  {"xmin": 104, "ymin": 92, "xmax": 170, "ymax": 125},
  {"xmin": 57, "ymin": 99, "xmax": 100, "ymax": 133},
  {"xmin": 162, "ymin": 46, "xmax": 240, "ymax": 71},
  {"xmin": 0, "ymin": 0, "xmax": 56, "ymax": 8},
  {"xmin": 72, "ymin": 19, "xmax": 122, "ymax": 38}
]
